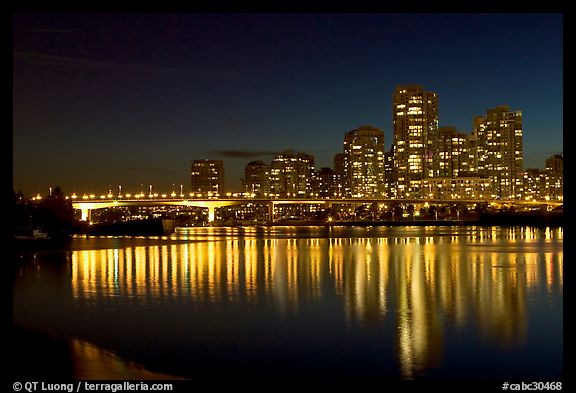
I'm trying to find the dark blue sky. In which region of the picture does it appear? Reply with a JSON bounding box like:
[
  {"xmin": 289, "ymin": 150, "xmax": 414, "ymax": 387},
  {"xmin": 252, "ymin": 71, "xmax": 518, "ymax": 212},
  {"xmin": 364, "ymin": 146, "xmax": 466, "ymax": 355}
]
[{"xmin": 13, "ymin": 13, "xmax": 563, "ymax": 195}]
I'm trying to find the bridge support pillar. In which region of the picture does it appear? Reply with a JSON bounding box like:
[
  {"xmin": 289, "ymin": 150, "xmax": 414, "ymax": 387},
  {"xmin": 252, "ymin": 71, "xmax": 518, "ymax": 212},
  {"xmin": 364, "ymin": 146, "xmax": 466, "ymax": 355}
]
[
  {"xmin": 268, "ymin": 202, "xmax": 275, "ymax": 224},
  {"xmin": 208, "ymin": 206, "xmax": 216, "ymax": 223},
  {"xmin": 81, "ymin": 208, "xmax": 91, "ymax": 222}
]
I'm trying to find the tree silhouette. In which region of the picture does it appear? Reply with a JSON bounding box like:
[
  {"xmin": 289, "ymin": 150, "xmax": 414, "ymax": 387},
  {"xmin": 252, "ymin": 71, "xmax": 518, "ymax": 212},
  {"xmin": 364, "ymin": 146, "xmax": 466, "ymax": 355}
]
[{"xmin": 34, "ymin": 186, "xmax": 75, "ymax": 239}]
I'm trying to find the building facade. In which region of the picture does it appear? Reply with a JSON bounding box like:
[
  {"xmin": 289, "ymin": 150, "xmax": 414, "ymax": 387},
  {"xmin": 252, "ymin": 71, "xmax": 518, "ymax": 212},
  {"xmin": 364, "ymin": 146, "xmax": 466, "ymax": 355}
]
[
  {"xmin": 243, "ymin": 160, "xmax": 270, "ymax": 197},
  {"xmin": 437, "ymin": 126, "xmax": 470, "ymax": 178},
  {"xmin": 522, "ymin": 168, "xmax": 547, "ymax": 201},
  {"xmin": 190, "ymin": 159, "xmax": 225, "ymax": 197},
  {"xmin": 392, "ymin": 85, "xmax": 439, "ymax": 198},
  {"xmin": 473, "ymin": 106, "xmax": 523, "ymax": 199},
  {"xmin": 311, "ymin": 167, "xmax": 341, "ymax": 198},
  {"xmin": 342, "ymin": 125, "xmax": 385, "ymax": 198},
  {"xmin": 545, "ymin": 154, "xmax": 563, "ymax": 201},
  {"xmin": 269, "ymin": 151, "xmax": 314, "ymax": 198},
  {"xmin": 384, "ymin": 146, "xmax": 396, "ymax": 198},
  {"xmin": 422, "ymin": 177, "xmax": 491, "ymax": 200}
]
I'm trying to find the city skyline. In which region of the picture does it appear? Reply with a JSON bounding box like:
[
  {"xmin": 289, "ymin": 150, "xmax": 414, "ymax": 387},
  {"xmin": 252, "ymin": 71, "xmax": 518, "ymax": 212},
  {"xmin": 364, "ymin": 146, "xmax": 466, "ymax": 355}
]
[{"xmin": 13, "ymin": 13, "xmax": 563, "ymax": 195}]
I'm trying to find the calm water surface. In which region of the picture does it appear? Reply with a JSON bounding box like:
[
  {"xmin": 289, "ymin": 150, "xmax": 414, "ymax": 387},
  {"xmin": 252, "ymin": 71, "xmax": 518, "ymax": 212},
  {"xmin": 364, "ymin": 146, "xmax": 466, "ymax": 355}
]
[{"xmin": 13, "ymin": 226, "xmax": 563, "ymax": 381}]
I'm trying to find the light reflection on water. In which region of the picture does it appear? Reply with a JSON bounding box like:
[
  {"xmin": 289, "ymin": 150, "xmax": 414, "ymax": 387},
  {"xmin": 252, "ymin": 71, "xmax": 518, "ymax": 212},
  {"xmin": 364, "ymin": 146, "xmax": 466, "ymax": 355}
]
[
  {"xmin": 71, "ymin": 337, "xmax": 185, "ymax": 380},
  {"xmin": 13, "ymin": 226, "xmax": 563, "ymax": 380}
]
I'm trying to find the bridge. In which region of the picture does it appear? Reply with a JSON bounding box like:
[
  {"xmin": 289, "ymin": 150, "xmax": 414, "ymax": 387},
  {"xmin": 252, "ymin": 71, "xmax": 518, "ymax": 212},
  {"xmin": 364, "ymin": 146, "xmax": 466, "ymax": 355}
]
[{"xmin": 70, "ymin": 196, "xmax": 562, "ymax": 223}]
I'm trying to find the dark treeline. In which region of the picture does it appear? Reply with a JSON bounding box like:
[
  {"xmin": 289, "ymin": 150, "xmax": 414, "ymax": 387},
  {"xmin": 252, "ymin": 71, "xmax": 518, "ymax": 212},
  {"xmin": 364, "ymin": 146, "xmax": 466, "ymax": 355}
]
[{"xmin": 12, "ymin": 187, "xmax": 75, "ymax": 240}]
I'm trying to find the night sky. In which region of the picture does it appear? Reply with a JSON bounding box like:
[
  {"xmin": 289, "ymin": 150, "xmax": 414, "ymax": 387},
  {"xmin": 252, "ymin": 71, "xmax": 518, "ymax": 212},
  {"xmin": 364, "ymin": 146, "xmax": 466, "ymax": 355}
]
[{"xmin": 13, "ymin": 13, "xmax": 563, "ymax": 196}]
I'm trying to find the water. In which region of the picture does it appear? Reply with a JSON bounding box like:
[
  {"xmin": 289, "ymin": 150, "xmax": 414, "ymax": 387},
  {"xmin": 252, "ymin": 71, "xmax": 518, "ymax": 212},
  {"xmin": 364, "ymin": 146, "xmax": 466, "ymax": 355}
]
[{"xmin": 12, "ymin": 226, "xmax": 563, "ymax": 383}]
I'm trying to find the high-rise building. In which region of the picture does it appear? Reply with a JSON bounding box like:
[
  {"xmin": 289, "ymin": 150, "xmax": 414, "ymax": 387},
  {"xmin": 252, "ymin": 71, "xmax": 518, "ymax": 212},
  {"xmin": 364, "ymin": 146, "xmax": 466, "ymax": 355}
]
[
  {"xmin": 437, "ymin": 126, "xmax": 469, "ymax": 178},
  {"xmin": 523, "ymin": 168, "xmax": 547, "ymax": 201},
  {"xmin": 392, "ymin": 85, "xmax": 439, "ymax": 198},
  {"xmin": 311, "ymin": 167, "xmax": 341, "ymax": 198},
  {"xmin": 342, "ymin": 125, "xmax": 385, "ymax": 198},
  {"xmin": 545, "ymin": 154, "xmax": 563, "ymax": 174},
  {"xmin": 384, "ymin": 146, "xmax": 396, "ymax": 198},
  {"xmin": 545, "ymin": 154, "xmax": 563, "ymax": 201},
  {"xmin": 474, "ymin": 106, "xmax": 523, "ymax": 199},
  {"xmin": 269, "ymin": 151, "xmax": 314, "ymax": 198},
  {"xmin": 333, "ymin": 153, "xmax": 346, "ymax": 198},
  {"xmin": 190, "ymin": 159, "xmax": 225, "ymax": 197},
  {"xmin": 243, "ymin": 160, "xmax": 270, "ymax": 197},
  {"xmin": 461, "ymin": 131, "xmax": 478, "ymax": 177},
  {"xmin": 334, "ymin": 153, "xmax": 346, "ymax": 181}
]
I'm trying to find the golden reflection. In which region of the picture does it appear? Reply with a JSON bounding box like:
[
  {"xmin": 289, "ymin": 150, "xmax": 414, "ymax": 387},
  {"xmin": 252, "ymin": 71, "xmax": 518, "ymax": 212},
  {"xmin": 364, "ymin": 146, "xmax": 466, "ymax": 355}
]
[
  {"xmin": 68, "ymin": 227, "xmax": 563, "ymax": 379},
  {"xmin": 71, "ymin": 337, "xmax": 186, "ymax": 380}
]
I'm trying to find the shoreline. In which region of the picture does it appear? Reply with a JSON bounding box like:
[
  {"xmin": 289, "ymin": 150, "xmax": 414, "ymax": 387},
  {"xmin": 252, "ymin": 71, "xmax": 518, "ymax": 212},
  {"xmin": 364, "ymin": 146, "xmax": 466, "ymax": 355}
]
[{"xmin": 13, "ymin": 212, "xmax": 563, "ymax": 247}]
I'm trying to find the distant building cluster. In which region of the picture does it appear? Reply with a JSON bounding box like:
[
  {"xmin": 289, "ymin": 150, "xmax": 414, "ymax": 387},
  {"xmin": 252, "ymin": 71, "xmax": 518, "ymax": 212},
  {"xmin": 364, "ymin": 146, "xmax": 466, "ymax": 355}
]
[{"xmin": 191, "ymin": 84, "xmax": 563, "ymax": 201}]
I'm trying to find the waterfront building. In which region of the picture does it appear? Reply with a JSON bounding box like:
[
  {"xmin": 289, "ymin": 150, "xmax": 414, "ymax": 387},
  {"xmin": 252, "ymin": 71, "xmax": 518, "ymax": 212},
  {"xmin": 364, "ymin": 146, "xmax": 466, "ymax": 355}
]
[
  {"xmin": 392, "ymin": 84, "xmax": 439, "ymax": 198},
  {"xmin": 437, "ymin": 126, "xmax": 470, "ymax": 178},
  {"xmin": 545, "ymin": 154, "xmax": 563, "ymax": 201},
  {"xmin": 461, "ymin": 131, "xmax": 478, "ymax": 176},
  {"xmin": 243, "ymin": 160, "xmax": 270, "ymax": 198},
  {"xmin": 333, "ymin": 153, "xmax": 346, "ymax": 196},
  {"xmin": 269, "ymin": 151, "xmax": 314, "ymax": 199},
  {"xmin": 422, "ymin": 176, "xmax": 491, "ymax": 200},
  {"xmin": 473, "ymin": 106, "xmax": 523, "ymax": 199},
  {"xmin": 522, "ymin": 168, "xmax": 547, "ymax": 201},
  {"xmin": 342, "ymin": 125, "xmax": 385, "ymax": 198},
  {"xmin": 384, "ymin": 146, "xmax": 396, "ymax": 198},
  {"xmin": 311, "ymin": 167, "xmax": 341, "ymax": 198},
  {"xmin": 190, "ymin": 159, "xmax": 225, "ymax": 198}
]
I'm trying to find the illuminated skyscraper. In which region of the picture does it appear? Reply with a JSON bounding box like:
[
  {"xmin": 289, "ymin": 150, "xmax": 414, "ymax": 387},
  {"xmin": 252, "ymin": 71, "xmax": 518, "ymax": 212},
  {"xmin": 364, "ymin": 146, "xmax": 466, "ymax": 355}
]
[
  {"xmin": 311, "ymin": 167, "xmax": 341, "ymax": 198},
  {"xmin": 269, "ymin": 151, "xmax": 314, "ymax": 198},
  {"xmin": 243, "ymin": 160, "xmax": 270, "ymax": 197},
  {"xmin": 545, "ymin": 154, "xmax": 563, "ymax": 201},
  {"xmin": 342, "ymin": 125, "xmax": 385, "ymax": 198},
  {"xmin": 522, "ymin": 168, "xmax": 546, "ymax": 201},
  {"xmin": 474, "ymin": 106, "xmax": 523, "ymax": 199},
  {"xmin": 392, "ymin": 85, "xmax": 439, "ymax": 198},
  {"xmin": 437, "ymin": 126, "xmax": 469, "ymax": 178},
  {"xmin": 190, "ymin": 159, "xmax": 225, "ymax": 197}
]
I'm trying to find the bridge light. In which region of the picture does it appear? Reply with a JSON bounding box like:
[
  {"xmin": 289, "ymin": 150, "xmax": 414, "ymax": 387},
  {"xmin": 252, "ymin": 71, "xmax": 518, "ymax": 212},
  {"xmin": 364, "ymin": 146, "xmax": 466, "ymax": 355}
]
[
  {"xmin": 162, "ymin": 194, "xmax": 167, "ymax": 198},
  {"xmin": 82, "ymin": 195, "xmax": 89, "ymax": 200},
  {"xmin": 171, "ymin": 192, "xmax": 176, "ymax": 197},
  {"xmin": 89, "ymin": 194, "xmax": 95, "ymax": 199},
  {"xmin": 71, "ymin": 194, "xmax": 77, "ymax": 199},
  {"xmin": 126, "ymin": 193, "xmax": 132, "ymax": 198},
  {"xmin": 100, "ymin": 195, "xmax": 106, "ymax": 199},
  {"xmin": 107, "ymin": 193, "xmax": 113, "ymax": 198},
  {"xmin": 153, "ymin": 193, "xmax": 158, "ymax": 197}
]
